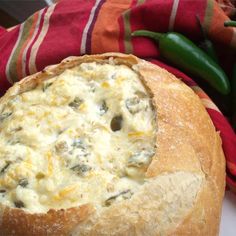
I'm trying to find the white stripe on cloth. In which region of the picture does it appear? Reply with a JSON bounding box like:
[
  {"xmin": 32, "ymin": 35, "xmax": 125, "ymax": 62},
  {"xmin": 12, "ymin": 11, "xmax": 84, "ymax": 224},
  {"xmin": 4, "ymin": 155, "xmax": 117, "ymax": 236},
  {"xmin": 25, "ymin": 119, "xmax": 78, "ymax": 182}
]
[
  {"xmin": 6, "ymin": 23, "xmax": 25, "ymax": 84},
  {"xmin": 21, "ymin": 9, "xmax": 44, "ymax": 78},
  {"xmin": 80, "ymin": 0, "xmax": 103, "ymax": 55},
  {"xmin": 201, "ymin": 98, "xmax": 221, "ymax": 113},
  {"xmin": 29, "ymin": 4, "xmax": 56, "ymax": 75},
  {"xmin": 44, "ymin": 0, "xmax": 54, "ymax": 6},
  {"xmin": 168, "ymin": 0, "xmax": 180, "ymax": 31}
]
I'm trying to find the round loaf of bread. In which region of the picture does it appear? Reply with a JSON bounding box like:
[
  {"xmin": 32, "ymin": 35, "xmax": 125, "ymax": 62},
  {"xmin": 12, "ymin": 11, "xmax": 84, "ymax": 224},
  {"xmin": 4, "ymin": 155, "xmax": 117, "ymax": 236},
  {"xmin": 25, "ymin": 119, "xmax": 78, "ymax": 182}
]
[{"xmin": 0, "ymin": 53, "xmax": 225, "ymax": 235}]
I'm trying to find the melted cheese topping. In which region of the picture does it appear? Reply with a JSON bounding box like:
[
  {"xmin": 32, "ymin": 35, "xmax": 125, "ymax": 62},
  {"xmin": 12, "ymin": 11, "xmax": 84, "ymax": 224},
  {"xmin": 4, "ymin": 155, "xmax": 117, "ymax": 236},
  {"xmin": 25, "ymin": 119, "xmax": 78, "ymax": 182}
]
[{"xmin": 0, "ymin": 62, "xmax": 156, "ymax": 213}]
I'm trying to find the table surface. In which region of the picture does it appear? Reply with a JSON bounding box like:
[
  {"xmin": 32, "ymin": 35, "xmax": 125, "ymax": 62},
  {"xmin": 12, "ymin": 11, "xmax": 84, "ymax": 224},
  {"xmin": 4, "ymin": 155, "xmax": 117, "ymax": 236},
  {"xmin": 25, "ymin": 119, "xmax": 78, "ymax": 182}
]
[{"xmin": 220, "ymin": 191, "xmax": 236, "ymax": 236}]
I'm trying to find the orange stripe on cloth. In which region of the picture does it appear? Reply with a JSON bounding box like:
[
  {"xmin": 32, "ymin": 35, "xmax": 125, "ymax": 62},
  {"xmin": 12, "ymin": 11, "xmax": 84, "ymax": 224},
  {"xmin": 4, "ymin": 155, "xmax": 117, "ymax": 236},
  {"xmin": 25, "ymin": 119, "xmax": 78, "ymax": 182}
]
[
  {"xmin": 208, "ymin": 0, "xmax": 235, "ymax": 48},
  {"xmin": 191, "ymin": 86, "xmax": 211, "ymax": 99},
  {"xmin": 16, "ymin": 12, "xmax": 39, "ymax": 79},
  {"xmin": 91, "ymin": 0, "xmax": 131, "ymax": 54},
  {"xmin": 196, "ymin": 91, "xmax": 210, "ymax": 99}
]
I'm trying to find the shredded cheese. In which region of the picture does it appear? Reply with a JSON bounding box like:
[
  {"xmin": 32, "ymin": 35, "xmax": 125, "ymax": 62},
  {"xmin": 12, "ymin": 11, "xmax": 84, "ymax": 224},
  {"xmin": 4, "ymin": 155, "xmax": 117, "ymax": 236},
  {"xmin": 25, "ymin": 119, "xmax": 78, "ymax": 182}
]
[{"xmin": 0, "ymin": 62, "xmax": 156, "ymax": 213}]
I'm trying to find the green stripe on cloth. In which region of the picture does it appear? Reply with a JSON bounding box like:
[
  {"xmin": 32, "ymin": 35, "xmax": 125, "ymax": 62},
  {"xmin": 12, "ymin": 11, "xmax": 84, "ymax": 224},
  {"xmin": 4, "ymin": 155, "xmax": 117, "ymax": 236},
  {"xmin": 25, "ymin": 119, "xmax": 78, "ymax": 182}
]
[
  {"xmin": 123, "ymin": 8, "xmax": 133, "ymax": 54},
  {"xmin": 203, "ymin": 0, "xmax": 214, "ymax": 33},
  {"xmin": 123, "ymin": 0, "xmax": 146, "ymax": 54},
  {"xmin": 137, "ymin": 0, "xmax": 145, "ymax": 6},
  {"xmin": 7, "ymin": 16, "xmax": 34, "ymax": 83}
]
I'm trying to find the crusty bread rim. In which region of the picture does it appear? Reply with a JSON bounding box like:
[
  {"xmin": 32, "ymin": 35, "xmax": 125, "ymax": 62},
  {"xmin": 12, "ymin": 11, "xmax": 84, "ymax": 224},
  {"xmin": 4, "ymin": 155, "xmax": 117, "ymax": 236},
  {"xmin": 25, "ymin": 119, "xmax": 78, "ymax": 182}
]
[{"xmin": 0, "ymin": 53, "xmax": 225, "ymax": 236}]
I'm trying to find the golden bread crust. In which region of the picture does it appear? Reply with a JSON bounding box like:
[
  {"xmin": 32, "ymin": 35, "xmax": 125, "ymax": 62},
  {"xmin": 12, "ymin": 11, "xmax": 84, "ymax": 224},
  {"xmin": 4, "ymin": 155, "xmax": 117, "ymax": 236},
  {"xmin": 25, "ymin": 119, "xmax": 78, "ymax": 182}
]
[
  {"xmin": 0, "ymin": 53, "xmax": 225, "ymax": 235},
  {"xmin": 0, "ymin": 204, "xmax": 93, "ymax": 236}
]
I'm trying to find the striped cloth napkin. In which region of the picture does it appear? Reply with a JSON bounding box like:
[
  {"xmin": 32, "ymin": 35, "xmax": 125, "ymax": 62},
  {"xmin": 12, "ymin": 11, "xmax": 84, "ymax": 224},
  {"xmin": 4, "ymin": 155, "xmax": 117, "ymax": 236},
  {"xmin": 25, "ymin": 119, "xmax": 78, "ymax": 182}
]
[{"xmin": 0, "ymin": 0, "xmax": 235, "ymax": 192}]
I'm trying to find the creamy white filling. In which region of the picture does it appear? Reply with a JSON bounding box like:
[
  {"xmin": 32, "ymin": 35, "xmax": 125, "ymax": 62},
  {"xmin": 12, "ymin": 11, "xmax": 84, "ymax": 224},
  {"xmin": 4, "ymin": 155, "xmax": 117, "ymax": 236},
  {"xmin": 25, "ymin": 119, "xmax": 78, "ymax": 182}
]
[{"xmin": 0, "ymin": 62, "xmax": 156, "ymax": 213}]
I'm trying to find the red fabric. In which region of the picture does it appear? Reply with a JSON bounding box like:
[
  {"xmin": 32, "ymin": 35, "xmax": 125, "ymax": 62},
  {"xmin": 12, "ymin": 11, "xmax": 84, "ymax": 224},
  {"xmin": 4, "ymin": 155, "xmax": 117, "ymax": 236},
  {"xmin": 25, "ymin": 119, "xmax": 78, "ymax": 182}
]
[
  {"xmin": 208, "ymin": 109, "xmax": 236, "ymax": 173},
  {"xmin": 0, "ymin": 26, "xmax": 7, "ymax": 38},
  {"xmin": 36, "ymin": 1, "xmax": 96, "ymax": 71},
  {"xmin": 0, "ymin": 0, "xmax": 235, "ymax": 192}
]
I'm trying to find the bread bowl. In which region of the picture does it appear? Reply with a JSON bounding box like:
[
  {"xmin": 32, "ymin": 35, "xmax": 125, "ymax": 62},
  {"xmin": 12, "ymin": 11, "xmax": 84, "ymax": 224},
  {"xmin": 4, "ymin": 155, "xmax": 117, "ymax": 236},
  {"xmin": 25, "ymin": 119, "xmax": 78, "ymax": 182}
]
[{"xmin": 0, "ymin": 53, "xmax": 225, "ymax": 235}]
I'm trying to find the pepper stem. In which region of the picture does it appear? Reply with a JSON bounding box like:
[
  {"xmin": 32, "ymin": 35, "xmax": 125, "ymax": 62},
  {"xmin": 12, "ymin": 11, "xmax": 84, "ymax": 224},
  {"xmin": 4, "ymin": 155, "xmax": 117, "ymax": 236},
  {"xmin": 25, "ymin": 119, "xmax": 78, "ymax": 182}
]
[
  {"xmin": 131, "ymin": 30, "xmax": 164, "ymax": 42},
  {"xmin": 224, "ymin": 20, "xmax": 236, "ymax": 27}
]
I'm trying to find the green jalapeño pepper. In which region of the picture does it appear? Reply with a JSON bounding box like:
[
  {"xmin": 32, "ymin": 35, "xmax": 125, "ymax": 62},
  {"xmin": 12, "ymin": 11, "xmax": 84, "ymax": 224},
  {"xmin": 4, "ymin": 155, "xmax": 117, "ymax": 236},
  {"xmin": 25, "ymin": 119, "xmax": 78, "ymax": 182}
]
[
  {"xmin": 224, "ymin": 20, "xmax": 236, "ymax": 27},
  {"xmin": 132, "ymin": 30, "xmax": 230, "ymax": 95}
]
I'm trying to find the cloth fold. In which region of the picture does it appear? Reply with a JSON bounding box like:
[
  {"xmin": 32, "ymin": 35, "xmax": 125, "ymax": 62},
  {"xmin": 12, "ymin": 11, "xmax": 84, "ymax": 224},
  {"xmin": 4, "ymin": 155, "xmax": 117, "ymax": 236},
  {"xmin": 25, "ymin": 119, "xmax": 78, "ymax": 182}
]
[{"xmin": 0, "ymin": 0, "xmax": 235, "ymax": 191}]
